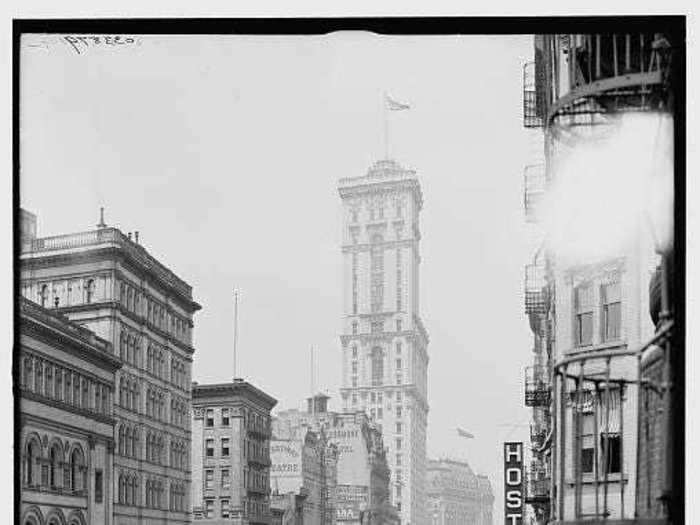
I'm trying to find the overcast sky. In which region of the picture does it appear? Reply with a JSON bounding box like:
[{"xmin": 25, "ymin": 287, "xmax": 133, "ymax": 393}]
[{"xmin": 21, "ymin": 32, "xmax": 540, "ymax": 521}]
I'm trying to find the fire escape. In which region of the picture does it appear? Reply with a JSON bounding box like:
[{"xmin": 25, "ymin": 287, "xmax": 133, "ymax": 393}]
[{"xmin": 534, "ymin": 28, "xmax": 680, "ymax": 525}]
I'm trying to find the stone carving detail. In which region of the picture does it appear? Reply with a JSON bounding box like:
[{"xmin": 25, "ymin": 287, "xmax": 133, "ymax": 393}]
[{"xmin": 193, "ymin": 407, "xmax": 205, "ymax": 419}]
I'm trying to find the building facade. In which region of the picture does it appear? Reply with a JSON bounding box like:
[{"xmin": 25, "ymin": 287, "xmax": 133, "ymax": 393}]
[
  {"xmin": 20, "ymin": 209, "xmax": 201, "ymax": 525},
  {"xmin": 274, "ymin": 395, "xmax": 397, "ymax": 525},
  {"xmin": 191, "ymin": 380, "xmax": 277, "ymax": 524},
  {"xmin": 520, "ymin": 30, "xmax": 680, "ymax": 524},
  {"xmin": 18, "ymin": 296, "xmax": 122, "ymax": 525},
  {"xmin": 270, "ymin": 425, "xmax": 338, "ymax": 525},
  {"xmin": 338, "ymin": 159, "xmax": 429, "ymax": 525},
  {"xmin": 426, "ymin": 459, "xmax": 493, "ymax": 525}
]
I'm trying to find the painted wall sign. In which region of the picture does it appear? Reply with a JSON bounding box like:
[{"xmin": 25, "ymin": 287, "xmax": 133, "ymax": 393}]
[{"xmin": 503, "ymin": 442, "xmax": 523, "ymax": 525}]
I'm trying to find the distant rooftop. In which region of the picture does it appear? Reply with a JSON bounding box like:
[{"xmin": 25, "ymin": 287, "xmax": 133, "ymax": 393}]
[
  {"xmin": 338, "ymin": 159, "xmax": 423, "ymax": 207},
  {"xmin": 20, "ymin": 209, "xmax": 199, "ymax": 308},
  {"xmin": 193, "ymin": 379, "xmax": 277, "ymax": 410}
]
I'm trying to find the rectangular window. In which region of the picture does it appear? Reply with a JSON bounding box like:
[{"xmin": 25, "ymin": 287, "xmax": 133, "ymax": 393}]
[
  {"xmin": 352, "ymin": 395, "xmax": 357, "ymax": 406},
  {"xmin": 222, "ymin": 408, "xmax": 230, "ymax": 426},
  {"xmin": 396, "ymin": 485, "xmax": 402, "ymax": 499},
  {"xmin": 601, "ymin": 433, "xmax": 622, "ymax": 474},
  {"xmin": 205, "ymin": 469, "xmax": 214, "ymax": 489},
  {"xmin": 221, "ymin": 499, "xmax": 230, "ymax": 518},
  {"xmin": 205, "ymin": 500, "xmax": 214, "ymax": 518},
  {"xmin": 575, "ymin": 285, "xmax": 594, "ymax": 346},
  {"xmin": 352, "ymin": 376, "xmax": 358, "ymax": 387},
  {"xmin": 396, "ymin": 342, "xmax": 402, "ymax": 354},
  {"xmin": 221, "ymin": 469, "xmax": 231, "ymax": 489},
  {"xmin": 579, "ymin": 413, "xmax": 595, "ymax": 474},
  {"xmin": 371, "ymin": 392, "xmax": 376, "ymax": 403},
  {"xmin": 95, "ymin": 470, "xmax": 103, "ymax": 503},
  {"xmin": 396, "ymin": 453, "xmax": 402, "ymax": 466},
  {"xmin": 205, "ymin": 439, "xmax": 214, "ymax": 457},
  {"xmin": 396, "ymin": 358, "xmax": 402, "ymax": 370},
  {"xmin": 377, "ymin": 408, "xmax": 383, "ymax": 419},
  {"xmin": 601, "ymin": 282, "xmax": 621, "ymax": 341},
  {"xmin": 396, "ymin": 373, "xmax": 402, "ymax": 385},
  {"xmin": 352, "ymin": 362, "xmax": 358, "ymax": 374},
  {"xmin": 221, "ymin": 438, "xmax": 230, "ymax": 457},
  {"xmin": 396, "ymin": 319, "xmax": 402, "ymax": 332},
  {"xmin": 396, "ymin": 406, "xmax": 402, "ymax": 418},
  {"xmin": 352, "ymin": 321, "xmax": 358, "ymax": 335},
  {"xmin": 396, "ymin": 438, "xmax": 402, "ymax": 450},
  {"xmin": 396, "ymin": 422, "xmax": 402, "ymax": 434},
  {"xmin": 206, "ymin": 409, "xmax": 214, "ymax": 427},
  {"xmin": 352, "ymin": 346, "xmax": 358, "ymax": 358},
  {"xmin": 396, "ymin": 392, "xmax": 402, "ymax": 403},
  {"xmin": 371, "ymin": 321, "xmax": 383, "ymax": 333}
]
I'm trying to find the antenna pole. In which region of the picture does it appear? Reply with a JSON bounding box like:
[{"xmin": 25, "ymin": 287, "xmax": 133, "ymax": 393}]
[
  {"xmin": 383, "ymin": 91, "xmax": 389, "ymax": 160},
  {"xmin": 233, "ymin": 290, "xmax": 239, "ymax": 379}
]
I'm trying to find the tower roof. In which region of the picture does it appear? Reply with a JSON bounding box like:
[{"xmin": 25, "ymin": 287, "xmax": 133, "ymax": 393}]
[{"xmin": 338, "ymin": 158, "xmax": 423, "ymax": 209}]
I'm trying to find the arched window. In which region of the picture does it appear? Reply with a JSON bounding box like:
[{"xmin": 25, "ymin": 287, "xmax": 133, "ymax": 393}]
[
  {"xmin": 120, "ymin": 333, "xmax": 126, "ymax": 361},
  {"xmin": 40, "ymin": 284, "xmax": 48, "ymax": 307},
  {"xmin": 132, "ymin": 476, "xmax": 139, "ymax": 506},
  {"xmin": 85, "ymin": 279, "xmax": 95, "ymax": 304},
  {"xmin": 34, "ymin": 361, "xmax": 43, "ymax": 395},
  {"xmin": 118, "ymin": 425, "xmax": 125, "ymax": 455},
  {"xmin": 25, "ymin": 438, "xmax": 38, "ymax": 486},
  {"xmin": 70, "ymin": 447, "xmax": 85, "ymax": 492},
  {"xmin": 371, "ymin": 347, "xmax": 384, "ymax": 386},
  {"xmin": 127, "ymin": 336, "xmax": 133, "ymax": 364},
  {"xmin": 49, "ymin": 444, "xmax": 61, "ymax": 487},
  {"xmin": 23, "ymin": 357, "xmax": 33, "ymax": 390},
  {"xmin": 119, "ymin": 474, "xmax": 126, "ymax": 503},
  {"xmin": 370, "ymin": 234, "xmax": 384, "ymax": 313},
  {"xmin": 125, "ymin": 427, "xmax": 132, "ymax": 457}
]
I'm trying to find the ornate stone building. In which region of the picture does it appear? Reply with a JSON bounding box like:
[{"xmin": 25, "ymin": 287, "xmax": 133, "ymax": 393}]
[
  {"xmin": 426, "ymin": 459, "xmax": 493, "ymax": 525},
  {"xmin": 20, "ymin": 209, "xmax": 201, "ymax": 525},
  {"xmin": 191, "ymin": 380, "xmax": 277, "ymax": 524},
  {"xmin": 269, "ymin": 426, "xmax": 338, "ymax": 525},
  {"xmin": 18, "ymin": 296, "xmax": 122, "ymax": 525},
  {"xmin": 338, "ymin": 160, "xmax": 429, "ymax": 524},
  {"xmin": 274, "ymin": 394, "xmax": 397, "ymax": 525}
]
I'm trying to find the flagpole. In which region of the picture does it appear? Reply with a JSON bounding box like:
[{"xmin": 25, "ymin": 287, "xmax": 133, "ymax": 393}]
[
  {"xmin": 383, "ymin": 91, "xmax": 389, "ymax": 160},
  {"xmin": 233, "ymin": 290, "xmax": 239, "ymax": 379}
]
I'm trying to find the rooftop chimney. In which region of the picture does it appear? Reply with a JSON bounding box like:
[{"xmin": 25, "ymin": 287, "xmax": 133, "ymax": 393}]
[
  {"xmin": 128, "ymin": 232, "xmax": 132, "ymax": 241},
  {"xmin": 135, "ymin": 231, "xmax": 140, "ymax": 244}
]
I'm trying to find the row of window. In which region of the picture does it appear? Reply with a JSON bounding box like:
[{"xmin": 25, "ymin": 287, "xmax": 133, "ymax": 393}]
[
  {"xmin": 205, "ymin": 437, "xmax": 231, "ymax": 458},
  {"xmin": 119, "ymin": 281, "xmax": 190, "ymax": 344},
  {"xmin": 349, "ymin": 197, "xmax": 405, "ymax": 224},
  {"xmin": 350, "ymin": 318, "xmax": 403, "ymax": 336},
  {"xmin": 36, "ymin": 279, "xmax": 97, "ymax": 308},
  {"xmin": 118, "ymin": 326, "xmax": 190, "ymax": 390},
  {"xmin": 116, "ymin": 423, "xmax": 188, "ymax": 469},
  {"xmin": 203, "ymin": 498, "xmax": 231, "ymax": 519},
  {"xmin": 23, "ymin": 437, "xmax": 86, "ymax": 494},
  {"xmin": 116, "ymin": 377, "xmax": 188, "ymax": 429},
  {"xmin": 574, "ymin": 281, "xmax": 622, "ymax": 347},
  {"xmin": 204, "ymin": 468, "xmax": 231, "ymax": 490},
  {"xmin": 122, "ymin": 478, "xmax": 187, "ymax": 512},
  {"xmin": 22, "ymin": 354, "xmax": 111, "ymax": 416},
  {"xmin": 351, "ymin": 390, "xmax": 404, "ymax": 407}
]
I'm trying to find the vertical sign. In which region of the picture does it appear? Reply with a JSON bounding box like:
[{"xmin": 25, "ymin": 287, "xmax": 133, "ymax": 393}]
[{"xmin": 503, "ymin": 442, "xmax": 524, "ymax": 525}]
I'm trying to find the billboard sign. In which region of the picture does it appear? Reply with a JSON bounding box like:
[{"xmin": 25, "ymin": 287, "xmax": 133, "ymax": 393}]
[{"xmin": 503, "ymin": 442, "xmax": 524, "ymax": 525}]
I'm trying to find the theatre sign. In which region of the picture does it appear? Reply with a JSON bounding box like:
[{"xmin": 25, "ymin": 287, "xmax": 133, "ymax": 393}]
[{"xmin": 503, "ymin": 442, "xmax": 524, "ymax": 525}]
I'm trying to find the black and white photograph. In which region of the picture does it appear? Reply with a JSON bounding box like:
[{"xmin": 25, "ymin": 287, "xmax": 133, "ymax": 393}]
[{"xmin": 11, "ymin": 17, "xmax": 685, "ymax": 525}]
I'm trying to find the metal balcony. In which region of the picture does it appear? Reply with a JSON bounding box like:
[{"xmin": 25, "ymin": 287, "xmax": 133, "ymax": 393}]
[
  {"xmin": 525, "ymin": 261, "xmax": 548, "ymax": 315},
  {"xmin": 525, "ymin": 365, "xmax": 551, "ymax": 407},
  {"xmin": 530, "ymin": 425, "xmax": 549, "ymax": 450},
  {"xmin": 524, "ymin": 61, "xmax": 544, "ymax": 128},
  {"xmin": 551, "ymin": 320, "xmax": 673, "ymax": 524},
  {"xmin": 541, "ymin": 33, "xmax": 673, "ymax": 128},
  {"xmin": 524, "ymin": 164, "xmax": 546, "ymax": 223}
]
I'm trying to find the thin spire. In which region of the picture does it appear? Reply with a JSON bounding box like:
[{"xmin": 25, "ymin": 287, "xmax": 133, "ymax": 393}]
[{"xmin": 233, "ymin": 290, "xmax": 239, "ymax": 379}]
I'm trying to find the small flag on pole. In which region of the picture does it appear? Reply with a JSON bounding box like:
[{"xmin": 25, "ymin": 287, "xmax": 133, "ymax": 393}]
[
  {"xmin": 457, "ymin": 427, "xmax": 475, "ymax": 439},
  {"xmin": 385, "ymin": 94, "xmax": 411, "ymax": 111}
]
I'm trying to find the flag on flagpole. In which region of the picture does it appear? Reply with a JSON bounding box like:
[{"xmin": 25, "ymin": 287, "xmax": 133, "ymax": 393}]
[
  {"xmin": 385, "ymin": 94, "xmax": 411, "ymax": 111},
  {"xmin": 457, "ymin": 427, "xmax": 475, "ymax": 439}
]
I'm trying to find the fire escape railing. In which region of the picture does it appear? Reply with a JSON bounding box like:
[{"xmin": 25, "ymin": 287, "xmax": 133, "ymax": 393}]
[
  {"xmin": 525, "ymin": 365, "xmax": 551, "ymax": 407},
  {"xmin": 524, "ymin": 60, "xmax": 544, "ymax": 128},
  {"xmin": 551, "ymin": 320, "xmax": 673, "ymax": 524},
  {"xmin": 525, "ymin": 260, "xmax": 548, "ymax": 315},
  {"xmin": 545, "ymin": 33, "xmax": 671, "ymax": 127},
  {"xmin": 524, "ymin": 164, "xmax": 546, "ymax": 224}
]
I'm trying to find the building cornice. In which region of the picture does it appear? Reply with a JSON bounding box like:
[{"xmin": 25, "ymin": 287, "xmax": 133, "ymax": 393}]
[
  {"xmin": 193, "ymin": 381, "xmax": 277, "ymax": 410},
  {"xmin": 20, "ymin": 389, "xmax": 117, "ymax": 427},
  {"xmin": 19, "ymin": 297, "xmax": 122, "ymax": 372},
  {"xmin": 21, "ymin": 228, "xmax": 201, "ymax": 313}
]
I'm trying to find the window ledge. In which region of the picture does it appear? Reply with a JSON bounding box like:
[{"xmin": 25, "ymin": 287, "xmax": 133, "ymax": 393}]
[
  {"xmin": 566, "ymin": 341, "xmax": 628, "ymax": 357},
  {"xmin": 566, "ymin": 474, "xmax": 629, "ymax": 486}
]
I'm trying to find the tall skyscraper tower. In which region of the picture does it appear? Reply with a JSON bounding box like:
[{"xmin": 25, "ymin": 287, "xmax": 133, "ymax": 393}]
[{"xmin": 338, "ymin": 159, "xmax": 429, "ymax": 525}]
